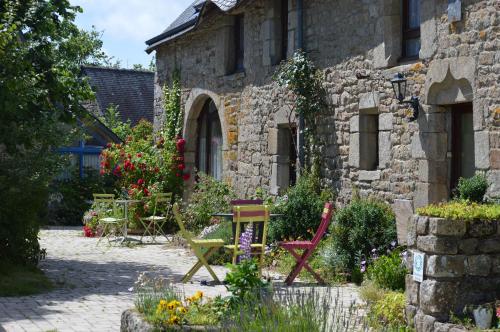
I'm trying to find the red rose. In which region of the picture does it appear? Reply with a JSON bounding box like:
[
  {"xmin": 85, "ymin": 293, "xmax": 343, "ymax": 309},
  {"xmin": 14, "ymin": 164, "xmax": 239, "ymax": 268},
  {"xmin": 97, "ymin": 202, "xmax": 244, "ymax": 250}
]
[
  {"xmin": 176, "ymin": 173, "xmax": 181, "ymax": 177},
  {"xmin": 106, "ymin": 143, "xmax": 112, "ymax": 148},
  {"xmin": 178, "ymin": 163, "xmax": 185, "ymax": 170},
  {"xmin": 176, "ymin": 138, "xmax": 186, "ymax": 152},
  {"xmin": 99, "ymin": 169, "xmax": 105, "ymax": 175},
  {"xmin": 112, "ymin": 165, "xmax": 122, "ymax": 177},
  {"xmin": 182, "ymin": 174, "xmax": 190, "ymax": 181},
  {"xmin": 143, "ymin": 188, "xmax": 150, "ymax": 196},
  {"xmin": 137, "ymin": 153, "xmax": 142, "ymax": 158},
  {"xmin": 137, "ymin": 178, "xmax": 144, "ymax": 186}
]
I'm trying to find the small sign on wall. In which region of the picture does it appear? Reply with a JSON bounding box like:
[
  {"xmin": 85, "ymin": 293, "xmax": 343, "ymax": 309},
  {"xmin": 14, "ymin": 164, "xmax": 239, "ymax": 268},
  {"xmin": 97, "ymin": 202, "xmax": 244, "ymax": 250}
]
[
  {"xmin": 413, "ymin": 252, "xmax": 425, "ymax": 282},
  {"xmin": 448, "ymin": 0, "xmax": 462, "ymax": 23}
]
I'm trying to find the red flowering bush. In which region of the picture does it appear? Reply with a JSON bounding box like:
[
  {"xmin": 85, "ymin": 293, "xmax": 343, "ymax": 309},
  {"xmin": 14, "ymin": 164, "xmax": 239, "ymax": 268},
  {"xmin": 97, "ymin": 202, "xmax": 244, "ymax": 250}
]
[
  {"xmin": 83, "ymin": 225, "xmax": 95, "ymax": 237},
  {"xmin": 99, "ymin": 120, "xmax": 187, "ymax": 228}
]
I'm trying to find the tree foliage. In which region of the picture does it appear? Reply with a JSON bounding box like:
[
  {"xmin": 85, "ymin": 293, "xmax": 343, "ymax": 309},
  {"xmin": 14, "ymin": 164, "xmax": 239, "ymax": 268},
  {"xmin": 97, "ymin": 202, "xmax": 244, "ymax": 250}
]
[
  {"xmin": 98, "ymin": 104, "xmax": 132, "ymax": 140},
  {"xmin": 0, "ymin": 0, "xmax": 108, "ymax": 265}
]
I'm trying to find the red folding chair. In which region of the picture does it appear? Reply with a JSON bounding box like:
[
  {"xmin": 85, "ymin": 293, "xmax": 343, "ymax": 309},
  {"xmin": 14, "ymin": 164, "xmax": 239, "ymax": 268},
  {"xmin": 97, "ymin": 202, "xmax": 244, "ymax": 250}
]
[{"xmin": 279, "ymin": 202, "xmax": 334, "ymax": 285}]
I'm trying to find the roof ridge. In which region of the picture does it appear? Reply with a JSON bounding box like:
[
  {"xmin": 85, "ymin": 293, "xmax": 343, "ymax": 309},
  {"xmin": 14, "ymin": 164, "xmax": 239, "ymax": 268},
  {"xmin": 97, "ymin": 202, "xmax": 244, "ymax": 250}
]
[{"xmin": 82, "ymin": 65, "xmax": 154, "ymax": 74}]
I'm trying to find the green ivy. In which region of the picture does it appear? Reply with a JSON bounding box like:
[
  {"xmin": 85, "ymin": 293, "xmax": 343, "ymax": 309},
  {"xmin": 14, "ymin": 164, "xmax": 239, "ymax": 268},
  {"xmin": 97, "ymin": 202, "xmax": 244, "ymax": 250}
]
[
  {"xmin": 162, "ymin": 72, "xmax": 183, "ymax": 140},
  {"xmin": 273, "ymin": 51, "xmax": 326, "ymax": 172}
]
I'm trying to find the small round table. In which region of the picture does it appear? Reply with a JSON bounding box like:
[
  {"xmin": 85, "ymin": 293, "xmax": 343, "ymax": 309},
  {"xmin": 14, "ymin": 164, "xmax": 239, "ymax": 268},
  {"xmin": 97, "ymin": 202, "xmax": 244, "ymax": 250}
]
[{"xmin": 115, "ymin": 199, "xmax": 142, "ymax": 243}]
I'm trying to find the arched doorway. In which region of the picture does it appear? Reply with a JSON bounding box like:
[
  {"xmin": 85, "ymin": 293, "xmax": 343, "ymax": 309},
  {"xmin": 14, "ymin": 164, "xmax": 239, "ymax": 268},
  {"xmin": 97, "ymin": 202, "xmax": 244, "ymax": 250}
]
[{"xmin": 195, "ymin": 99, "xmax": 223, "ymax": 180}]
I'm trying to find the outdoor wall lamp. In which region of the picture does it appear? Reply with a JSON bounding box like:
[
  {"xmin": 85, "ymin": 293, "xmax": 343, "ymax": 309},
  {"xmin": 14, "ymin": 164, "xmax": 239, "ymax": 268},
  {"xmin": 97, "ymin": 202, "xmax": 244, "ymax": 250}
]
[{"xmin": 390, "ymin": 72, "xmax": 419, "ymax": 121}]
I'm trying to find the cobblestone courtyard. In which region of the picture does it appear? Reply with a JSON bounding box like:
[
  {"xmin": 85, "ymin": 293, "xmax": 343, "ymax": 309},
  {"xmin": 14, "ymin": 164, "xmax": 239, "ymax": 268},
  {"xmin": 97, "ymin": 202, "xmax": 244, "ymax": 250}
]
[{"xmin": 0, "ymin": 227, "xmax": 360, "ymax": 332}]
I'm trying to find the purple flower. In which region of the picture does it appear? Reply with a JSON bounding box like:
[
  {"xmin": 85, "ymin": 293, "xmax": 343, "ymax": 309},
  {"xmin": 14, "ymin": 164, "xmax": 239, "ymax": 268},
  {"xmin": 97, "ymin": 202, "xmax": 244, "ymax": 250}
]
[
  {"xmin": 239, "ymin": 224, "xmax": 253, "ymax": 261},
  {"xmin": 360, "ymin": 260, "xmax": 367, "ymax": 273}
]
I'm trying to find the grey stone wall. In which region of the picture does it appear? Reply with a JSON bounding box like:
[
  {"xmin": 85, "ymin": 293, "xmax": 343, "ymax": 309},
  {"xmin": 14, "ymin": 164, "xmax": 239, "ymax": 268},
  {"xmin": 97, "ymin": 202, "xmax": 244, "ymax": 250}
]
[
  {"xmin": 153, "ymin": 0, "xmax": 500, "ymax": 211},
  {"xmin": 406, "ymin": 215, "xmax": 500, "ymax": 331}
]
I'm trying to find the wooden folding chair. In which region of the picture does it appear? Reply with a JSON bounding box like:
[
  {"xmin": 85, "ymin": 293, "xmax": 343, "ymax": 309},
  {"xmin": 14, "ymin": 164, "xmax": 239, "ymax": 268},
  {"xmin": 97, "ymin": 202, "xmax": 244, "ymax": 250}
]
[
  {"xmin": 224, "ymin": 205, "xmax": 270, "ymax": 276},
  {"xmin": 93, "ymin": 193, "xmax": 126, "ymax": 246},
  {"xmin": 140, "ymin": 192, "xmax": 172, "ymax": 243},
  {"xmin": 172, "ymin": 203, "xmax": 225, "ymax": 283},
  {"xmin": 279, "ymin": 202, "xmax": 333, "ymax": 285},
  {"xmin": 230, "ymin": 199, "xmax": 263, "ymax": 243}
]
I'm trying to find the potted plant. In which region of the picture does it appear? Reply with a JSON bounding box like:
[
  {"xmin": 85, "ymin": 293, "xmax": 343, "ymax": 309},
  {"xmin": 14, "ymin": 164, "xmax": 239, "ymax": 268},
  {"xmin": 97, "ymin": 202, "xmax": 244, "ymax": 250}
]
[{"xmin": 465, "ymin": 303, "xmax": 494, "ymax": 329}]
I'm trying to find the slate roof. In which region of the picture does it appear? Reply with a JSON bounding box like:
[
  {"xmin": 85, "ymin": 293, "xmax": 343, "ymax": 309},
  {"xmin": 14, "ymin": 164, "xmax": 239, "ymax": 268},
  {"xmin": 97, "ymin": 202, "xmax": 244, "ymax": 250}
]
[
  {"xmin": 81, "ymin": 66, "xmax": 154, "ymax": 126},
  {"xmin": 145, "ymin": 0, "xmax": 243, "ymax": 52}
]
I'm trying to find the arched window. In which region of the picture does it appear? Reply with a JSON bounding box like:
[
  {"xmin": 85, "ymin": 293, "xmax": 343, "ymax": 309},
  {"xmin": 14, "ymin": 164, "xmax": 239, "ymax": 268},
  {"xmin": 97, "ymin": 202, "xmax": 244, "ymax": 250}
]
[{"xmin": 196, "ymin": 99, "xmax": 223, "ymax": 180}]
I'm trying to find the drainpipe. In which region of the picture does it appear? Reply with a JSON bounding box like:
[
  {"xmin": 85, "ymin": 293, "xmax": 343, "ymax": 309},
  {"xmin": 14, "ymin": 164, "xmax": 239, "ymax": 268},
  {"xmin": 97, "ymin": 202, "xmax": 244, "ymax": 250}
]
[{"xmin": 296, "ymin": 0, "xmax": 305, "ymax": 172}]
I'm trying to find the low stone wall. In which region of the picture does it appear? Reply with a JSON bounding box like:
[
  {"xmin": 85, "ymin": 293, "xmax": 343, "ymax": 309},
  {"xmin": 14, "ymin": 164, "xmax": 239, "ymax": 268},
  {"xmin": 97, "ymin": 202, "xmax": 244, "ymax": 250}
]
[
  {"xmin": 121, "ymin": 309, "xmax": 220, "ymax": 332},
  {"xmin": 405, "ymin": 216, "xmax": 500, "ymax": 331}
]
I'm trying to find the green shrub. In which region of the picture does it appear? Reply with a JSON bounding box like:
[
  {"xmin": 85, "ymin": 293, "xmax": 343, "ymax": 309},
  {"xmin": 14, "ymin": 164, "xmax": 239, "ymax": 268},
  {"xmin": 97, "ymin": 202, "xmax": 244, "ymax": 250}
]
[
  {"xmin": 224, "ymin": 259, "xmax": 267, "ymax": 305},
  {"xmin": 417, "ymin": 201, "xmax": 500, "ymax": 221},
  {"xmin": 269, "ymin": 172, "xmax": 333, "ymax": 242},
  {"xmin": 184, "ymin": 173, "xmax": 236, "ymax": 232},
  {"xmin": 48, "ymin": 168, "xmax": 115, "ymax": 226},
  {"xmin": 369, "ymin": 291, "xmax": 407, "ymax": 329},
  {"xmin": 455, "ymin": 173, "xmax": 488, "ymax": 203},
  {"xmin": 322, "ymin": 198, "xmax": 396, "ymax": 273},
  {"xmin": 367, "ymin": 250, "xmax": 407, "ymax": 291}
]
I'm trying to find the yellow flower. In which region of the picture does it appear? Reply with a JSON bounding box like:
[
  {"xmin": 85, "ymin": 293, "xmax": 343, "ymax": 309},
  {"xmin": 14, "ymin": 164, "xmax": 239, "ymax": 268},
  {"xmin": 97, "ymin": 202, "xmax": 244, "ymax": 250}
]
[
  {"xmin": 167, "ymin": 300, "xmax": 181, "ymax": 311},
  {"xmin": 156, "ymin": 299, "xmax": 169, "ymax": 314},
  {"xmin": 168, "ymin": 315, "xmax": 181, "ymax": 325},
  {"xmin": 194, "ymin": 291, "xmax": 203, "ymax": 299},
  {"xmin": 177, "ymin": 306, "xmax": 188, "ymax": 314}
]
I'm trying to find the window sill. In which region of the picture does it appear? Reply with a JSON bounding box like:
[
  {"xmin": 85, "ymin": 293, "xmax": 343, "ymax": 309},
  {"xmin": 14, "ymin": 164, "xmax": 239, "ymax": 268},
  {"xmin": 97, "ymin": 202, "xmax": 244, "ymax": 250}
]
[
  {"xmin": 224, "ymin": 70, "xmax": 246, "ymax": 80},
  {"xmin": 358, "ymin": 170, "xmax": 381, "ymax": 182}
]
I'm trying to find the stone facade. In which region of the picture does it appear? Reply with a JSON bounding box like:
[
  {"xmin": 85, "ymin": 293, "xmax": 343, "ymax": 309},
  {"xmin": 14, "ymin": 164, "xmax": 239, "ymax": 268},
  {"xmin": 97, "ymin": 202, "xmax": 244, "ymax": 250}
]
[
  {"xmin": 150, "ymin": 0, "xmax": 499, "ymax": 228},
  {"xmin": 406, "ymin": 215, "xmax": 500, "ymax": 330}
]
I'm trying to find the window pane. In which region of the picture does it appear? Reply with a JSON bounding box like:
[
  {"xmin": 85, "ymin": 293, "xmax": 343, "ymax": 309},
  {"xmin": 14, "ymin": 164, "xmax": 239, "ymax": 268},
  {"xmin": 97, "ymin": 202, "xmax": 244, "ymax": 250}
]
[
  {"xmin": 83, "ymin": 154, "xmax": 100, "ymax": 170},
  {"xmin": 460, "ymin": 111, "xmax": 475, "ymax": 179},
  {"xmin": 405, "ymin": 38, "xmax": 421, "ymax": 58},
  {"xmin": 198, "ymin": 118, "xmax": 207, "ymax": 173},
  {"xmin": 408, "ymin": 0, "xmax": 420, "ymax": 29},
  {"xmin": 210, "ymin": 119, "xmax": 223, "ymax": 180}
]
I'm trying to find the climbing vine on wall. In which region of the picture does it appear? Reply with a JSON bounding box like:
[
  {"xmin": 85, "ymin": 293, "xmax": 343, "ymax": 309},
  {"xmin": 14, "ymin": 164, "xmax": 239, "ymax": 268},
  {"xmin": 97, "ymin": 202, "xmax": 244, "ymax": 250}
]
[
  {"xmin": 162, "ymin": 72, "xmax": 183, "ymax": 140},
  {"xmin": 273, "ymin": 50, "xmax": 326, "ymax": 174}
]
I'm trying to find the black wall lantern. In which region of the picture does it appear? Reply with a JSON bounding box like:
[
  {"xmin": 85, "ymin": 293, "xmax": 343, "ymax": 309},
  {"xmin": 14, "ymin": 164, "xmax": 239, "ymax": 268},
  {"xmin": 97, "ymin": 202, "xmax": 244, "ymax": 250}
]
[{"xmin": 390, "ymin": 72, "xmax": 419, "ymax": 121}]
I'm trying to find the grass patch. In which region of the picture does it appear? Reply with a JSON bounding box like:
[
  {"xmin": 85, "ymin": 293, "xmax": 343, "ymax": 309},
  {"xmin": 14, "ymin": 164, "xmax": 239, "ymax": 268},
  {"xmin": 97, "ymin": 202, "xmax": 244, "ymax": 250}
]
[{"xmin": 0, "ymin": 262, "xmax": 53, "ymax": 296}]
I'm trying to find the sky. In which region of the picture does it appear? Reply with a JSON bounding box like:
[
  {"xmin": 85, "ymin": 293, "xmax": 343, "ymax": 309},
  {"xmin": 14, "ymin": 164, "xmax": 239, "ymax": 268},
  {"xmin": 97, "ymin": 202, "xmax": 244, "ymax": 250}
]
[{"xmin": 70, "ymin": 0, "xmax": 190, "ymax": 68}]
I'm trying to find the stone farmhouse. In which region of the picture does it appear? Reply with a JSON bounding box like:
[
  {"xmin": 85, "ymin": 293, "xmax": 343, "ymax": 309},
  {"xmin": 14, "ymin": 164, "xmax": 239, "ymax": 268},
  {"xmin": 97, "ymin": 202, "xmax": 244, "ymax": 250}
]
[{"xmin": 145, "ymin": 0, "xmax": 499, "ymax": 237}]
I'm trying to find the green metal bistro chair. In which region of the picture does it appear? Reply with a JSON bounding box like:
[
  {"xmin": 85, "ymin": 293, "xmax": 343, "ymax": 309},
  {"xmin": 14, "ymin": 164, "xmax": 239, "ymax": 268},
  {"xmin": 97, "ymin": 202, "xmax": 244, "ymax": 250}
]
[
  {"xmin": 93, "ymin": 193, "xmax": 126, "ymax": 245},
  {"xmin": 140, "ymin": 192, "xmax": 173, "ymax": 243}
]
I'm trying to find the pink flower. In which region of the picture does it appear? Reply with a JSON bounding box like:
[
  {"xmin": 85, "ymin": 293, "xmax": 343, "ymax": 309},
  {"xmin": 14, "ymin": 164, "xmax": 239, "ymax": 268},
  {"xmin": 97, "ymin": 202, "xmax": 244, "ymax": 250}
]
[
  {"xmin": 496, "ymin": 306, "xmax": 500, "ymax": 318},
  {"xmin": 137, "ymin": 178, "xmax": 144, "ymax": 186}
]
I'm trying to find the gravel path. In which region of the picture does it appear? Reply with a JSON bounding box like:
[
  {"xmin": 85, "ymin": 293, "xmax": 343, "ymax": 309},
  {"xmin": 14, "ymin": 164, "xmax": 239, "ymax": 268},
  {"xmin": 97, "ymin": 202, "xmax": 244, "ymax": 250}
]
[{"xmin": 0, "ymin": 227, "xmax": 360, "ymax": 332}]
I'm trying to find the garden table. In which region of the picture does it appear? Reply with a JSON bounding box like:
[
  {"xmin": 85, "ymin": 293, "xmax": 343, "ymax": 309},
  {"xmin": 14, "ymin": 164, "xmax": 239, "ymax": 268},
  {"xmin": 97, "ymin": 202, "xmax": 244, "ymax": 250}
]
[
  {"xmin": 115, "ymin": 199, "xmax": 142, "ymax": 244},
  {"xmin": 211, "ymin": 212, "xmax": 283, "ymax": 243},
  {"xmin": 211, "ymin": 213, "xmax": 283, "ymax": 220}
]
